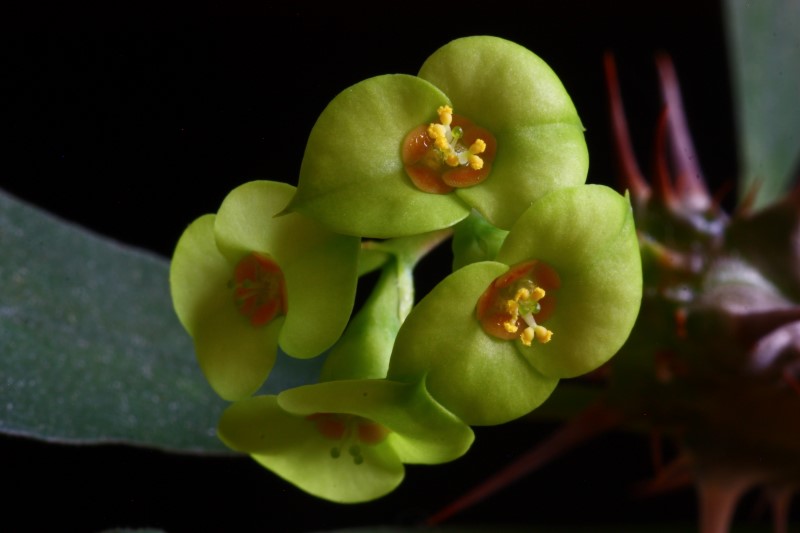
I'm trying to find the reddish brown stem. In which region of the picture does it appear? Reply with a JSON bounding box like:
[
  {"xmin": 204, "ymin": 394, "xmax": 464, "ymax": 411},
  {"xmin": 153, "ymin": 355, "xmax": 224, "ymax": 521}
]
[{"xmin": 424, "ymin": 402, "xmax": 624, "ymax": 526}]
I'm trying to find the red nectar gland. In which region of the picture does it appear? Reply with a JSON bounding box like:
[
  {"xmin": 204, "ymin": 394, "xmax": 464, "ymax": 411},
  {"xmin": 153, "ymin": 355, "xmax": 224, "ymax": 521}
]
[
  {"xmin": 402, "ymin": 105, "xmax": 497, "ymax": 194},
  {"xmin": 307, "ymin": 413, "xmax": 391, "ymax": 465},
  {"xmin": 231, "ymin": 252, "xmax": 288, "ymax": 327},
  {"xmin": 476, "ymin": 260, "xmax": 560, "ymax": 346}
]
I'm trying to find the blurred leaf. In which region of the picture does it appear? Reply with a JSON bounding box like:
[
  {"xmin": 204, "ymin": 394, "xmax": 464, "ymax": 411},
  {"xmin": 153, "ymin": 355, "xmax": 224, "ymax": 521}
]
[
  {"xmin": 725, "ymin": 0, "xmax": 800, "ymax": 209},
  {"xmin": 0, "ymin": 189, "xmax": 227, "ymax": 452}
]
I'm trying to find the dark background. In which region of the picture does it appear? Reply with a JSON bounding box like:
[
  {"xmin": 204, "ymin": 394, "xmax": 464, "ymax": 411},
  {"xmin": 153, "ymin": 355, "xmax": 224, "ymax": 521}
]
[{"xmin": 3, "ymin": 2, "xmax": 783, "ymax": 532}]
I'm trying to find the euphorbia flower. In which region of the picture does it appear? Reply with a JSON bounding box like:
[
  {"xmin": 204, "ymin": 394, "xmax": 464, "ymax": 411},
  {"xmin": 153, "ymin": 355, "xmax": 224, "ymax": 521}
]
[
  {"xmin": 217, "ymin": 378, "xmax": 474, "ymax": 503},
  {"xmin": 169, "ymin": 180, "xmax": 359, "ymax": 401},
  {"xmin": 287, "ymin": 35, "xmax": 588, "ymax": 238},
  {"xmin": 387, "ymin": 185, "xmax": 642, "ymax": 426},
  {"xmin": 217, "ymin": 262, "xmax": 474, "ymax": 503}
]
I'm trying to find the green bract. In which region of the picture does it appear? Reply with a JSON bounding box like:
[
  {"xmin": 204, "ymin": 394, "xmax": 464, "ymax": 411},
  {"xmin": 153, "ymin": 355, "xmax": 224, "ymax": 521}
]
[
  {"xmin": 289, "ymin": 35, "xmax": 588, "ymax": 238},
  {"xmin": 169, "ymin": 181, "xmax": 359, "ymax": 401},
  {"xmin": 217, "ymin": 379, "xmax": 474, "ymax": 503},
  {"xmin": 388, "ymin": 185, "xmax": 642, "ymax": 426}
]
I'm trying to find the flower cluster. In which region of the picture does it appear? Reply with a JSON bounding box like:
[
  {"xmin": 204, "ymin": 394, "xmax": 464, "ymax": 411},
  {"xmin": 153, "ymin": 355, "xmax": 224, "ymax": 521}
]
[{"xmin": 170, "ymin": 36, "xmax": 642, "ymax": 502}]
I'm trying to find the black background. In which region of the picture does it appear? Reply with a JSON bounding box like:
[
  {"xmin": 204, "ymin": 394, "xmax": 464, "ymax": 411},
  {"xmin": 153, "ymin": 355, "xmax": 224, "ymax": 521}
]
[{"xmin": 3, "ymin": 2, "xmax": 785, "ymax": 532}]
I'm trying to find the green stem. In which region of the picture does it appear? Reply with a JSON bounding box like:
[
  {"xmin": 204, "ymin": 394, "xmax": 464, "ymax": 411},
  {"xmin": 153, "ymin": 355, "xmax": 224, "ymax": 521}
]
[{"xmin": 321, "ymin": 229, "xmax": 453, "ymax": 382}]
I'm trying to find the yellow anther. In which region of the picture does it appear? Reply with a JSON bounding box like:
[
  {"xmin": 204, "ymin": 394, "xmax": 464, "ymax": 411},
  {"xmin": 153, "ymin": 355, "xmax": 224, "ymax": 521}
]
[
  {"xmin": 445, "ymin": 153, "xmax": 460, "ymax": 167},
  {"xmin": 468, "ymin": 154, "xmax": 484, "ymax": 170},
  {"xmin": 437, "ymin": 105, "xmax": 453, "ymax": 126},
  {"xmin": 534, "ymin": 325, "xmax": 553, "ymax": 343},
  {"xmin": 435, "ymin": 136, "xmax": 451, "ymax": 151},
  {"xmin": 469, "ymin": 138, "xmax": 486, "ymax": 154},
  {"xmin": 514, "ymin": 287, "xmax": 530, "ymax": 302},
  {"xmin": 503, "ymin": 299, "xmax": 520, "ymax": 333},
  {"xmin": 427, "ymin": 123, "xmax": 446, "ymax": 140},
  {"xmin": 520, "ymin": 326, "xmax": 535, "ymax": 346},
  {"xmin": 531, "ymin": 287, "xmax": 546, "ymax": 301}
]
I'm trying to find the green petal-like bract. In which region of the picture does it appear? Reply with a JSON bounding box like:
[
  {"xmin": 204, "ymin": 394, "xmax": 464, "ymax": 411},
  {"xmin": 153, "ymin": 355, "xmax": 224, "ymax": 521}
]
[
  {"xmin": 290, "ymin": 74, "xmax": 470, "ymax": 238},
  {"xmin": 218, "ymin": 379, "xmax": 473, "ymax": 503},
  {"xmin": 388, "ymin": 261, "xmax": 560, "ymax": 426},
  {"xmin": 170, "ymin": 214, "xmax": 283, "ymax": 400},
  {"xmin": 496, "ymin": 185, "xmax": 643, "ymax": 378},
  {"xmin": 451, "ymin": 210, "xmax": 509, "ymax": 270},
  {"xmin": 217, "ymin": 395, "xmax": 403, "ymax": 503},
  {"xmin": 278, "ymin": 379, "xmax": 474, "ymax": 465},
  {"xmin": 388, "ymin": 185, "xmax": 642, "ymax": 424},
  {"xmin": 214, "ymin": 180, "xmax": 360, "ymax": 359},
  {"xmin": 419, "ymin": 36, "xmax": 589, "ymax": 229}
]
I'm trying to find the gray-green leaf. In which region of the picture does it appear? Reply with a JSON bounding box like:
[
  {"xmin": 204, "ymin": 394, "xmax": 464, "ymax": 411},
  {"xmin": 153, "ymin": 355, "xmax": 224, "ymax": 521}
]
[
  {"xmin": 725, "ymin": 0, "xmax": 800, "ymax": 209},
  {"xmin": 0, "ymin": 189, "xmax": 227, "ymax": 453}
]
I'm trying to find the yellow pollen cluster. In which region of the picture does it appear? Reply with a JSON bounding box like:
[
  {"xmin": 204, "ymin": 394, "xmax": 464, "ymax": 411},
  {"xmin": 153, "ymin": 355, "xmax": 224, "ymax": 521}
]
[
  {"xmin": 503, "ymin": 286, "xmax": 553, "ymax": 346},
  {"xmin": 426, "ymin": 105, "xmax": 486, "ymax": 170}
]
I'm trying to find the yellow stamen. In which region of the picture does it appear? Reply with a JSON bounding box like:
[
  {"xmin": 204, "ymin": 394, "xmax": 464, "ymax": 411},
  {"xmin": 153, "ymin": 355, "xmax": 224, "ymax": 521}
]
[
  {"xmin": 521, "ymin": 327, "xmax": 535, "ymax": 346},
  {"xmin": 512, "ymin": 285, "xmax": 552, "ymax": 345},
  {"xmin": 427, "ymin": 123, "xmax": 446, "ymax": 140},
  {"xmin": 469, "ymin": 139, "xmax": 486, "ymax": 154},
  {"xmin": 435, "ymin": 136, "xmax": 451, "ymax": 151},
  {"xmin": 437, "ymin": 105, "xmax": 453, "ymax": 126},
  {"xmin": 534, "ymin": 325, "xmax": 553, "ymax": 343},
  {"xmin": 503, "ymin": 299, "xmax": 519, "ymax": 332},
  {"xmin": 468, "ymin": 154, "xmax": 484, "ymax": 170}
]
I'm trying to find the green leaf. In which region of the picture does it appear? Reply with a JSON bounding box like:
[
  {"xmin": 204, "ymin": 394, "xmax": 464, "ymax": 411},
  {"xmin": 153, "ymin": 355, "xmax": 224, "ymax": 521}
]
[
  {"xmin": 0, "ymin": 189, "xmax": 227, "ymax": 452},
  {"xmin": 725, "ymin": 0, "xmax": 800, "ymax": 209}
]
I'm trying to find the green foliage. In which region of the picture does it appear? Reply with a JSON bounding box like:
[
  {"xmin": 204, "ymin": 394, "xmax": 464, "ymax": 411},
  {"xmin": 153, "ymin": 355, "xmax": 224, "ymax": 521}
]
[
  {"xmin": 0, "ymin": 190, "xmax": 227, "ymax": 452},
  {"xmin": 725, "ymin": 0, "xmax": 800, "ymax": 209}
]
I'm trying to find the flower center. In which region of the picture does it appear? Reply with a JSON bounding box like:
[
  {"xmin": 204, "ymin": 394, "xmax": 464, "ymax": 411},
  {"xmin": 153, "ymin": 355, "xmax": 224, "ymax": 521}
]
[
  {"xmin": 476, "ymin": 260, "xmax": 560, "ymax": 346},
  {"xmin": 230, "ymin": 252, "xmax": 288, "ymax": 327},
  {"xmin": 307, "ymin": 413, "xmax": 390, "ymax": 465},
  {"xmin": 402, "ymin": 105, "xmax": 497, "ymax": 194}
]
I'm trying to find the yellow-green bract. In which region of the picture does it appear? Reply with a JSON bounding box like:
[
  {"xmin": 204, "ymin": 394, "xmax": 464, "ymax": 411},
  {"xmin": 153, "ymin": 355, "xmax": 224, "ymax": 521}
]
[
  {"xmin": 169, "ymin": 181, "xmax": 360, "ymax": 401},
  {"xmin": 289, "ymin": 36, "xmax": 588, "ymax": 238},
  {"xmin": 388, "ymin": 185, "xmax": 643, "ymax": 426}
]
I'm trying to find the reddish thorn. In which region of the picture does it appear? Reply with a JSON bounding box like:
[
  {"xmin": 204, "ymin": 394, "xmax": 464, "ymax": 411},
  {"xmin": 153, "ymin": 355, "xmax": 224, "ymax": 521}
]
[
  {"xmin": 696, "ymin": 472, "xmax": 754, "ymax": 533},
  {"xmin": 424, "ymin": 402, "xmax": 624, "ymax": 526},
  {"xmin": 653, "ymin": 105, "xmax": 679, "ymax": 207},
  {"xmin": 655, "ymin": 52, "xmax": 711, "ymax": 212},
  {"xmin": 734, "ymin": 177, "xmax": 763, "ymax": 217},
  {"xmin": 711, "ymin": 179, "xmax": 734, "ymax": 210},
  {"xmin": 604, "ymin": 51, "xmax": 651, "ymax": 201},
  {"xmin": 766, "ymin": 485, "xmax": 794, "ymax": 533},
  {"xmin": 674, "ymin": 308, "xmax": 688, "ymax": 339}
]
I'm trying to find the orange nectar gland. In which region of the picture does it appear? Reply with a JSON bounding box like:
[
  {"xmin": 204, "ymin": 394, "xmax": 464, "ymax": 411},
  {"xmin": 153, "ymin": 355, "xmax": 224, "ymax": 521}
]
[
  {"xmin": 306, "ymin": 413, "xmax": 391, "ymax": 465},
  {"xmin": 402, "ymin": 105, "xmax": 497, "ymax": 194},
  {"xmin": 230, "ymin": 252, "xmax": 288, "ymax": 327},
  {"xmin": 476, "ymin": 260, "xmax": 561, "ymax": 346}
]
